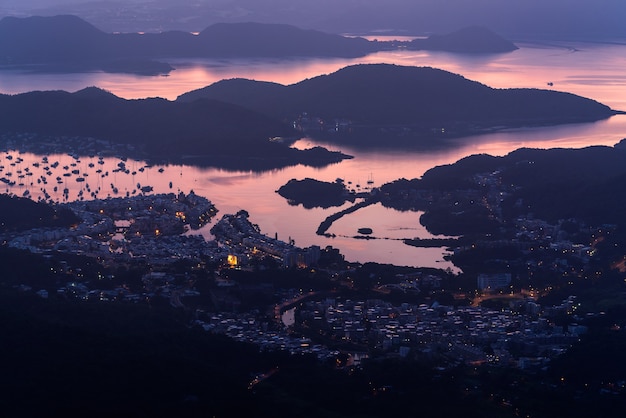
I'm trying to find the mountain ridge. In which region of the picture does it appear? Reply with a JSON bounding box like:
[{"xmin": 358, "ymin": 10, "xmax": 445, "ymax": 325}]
[
  {"xmin": 411, "ymin": 26, "xmax": 518, "ymax": 53},
  {"xmin": 0, "ymin": 15, "xmax": 377, "ymax": 63},
  {"xmin": 177, "ymin": 64, "xmax": 617, "ymax": 147},
  {"xmin": 0, "ymin": 87, "xmax": 350, "ymax": 170},
  {"xmin": 0, "ymin": 15, "xmax": 518, "ymax": 74}
]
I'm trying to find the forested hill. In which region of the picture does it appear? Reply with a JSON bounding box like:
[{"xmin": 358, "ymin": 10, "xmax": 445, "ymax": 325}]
[
  {"xmin": 0, "ymin": 88, "xmax": 349, "ymax": 170},
  {"xmin": 178, "ymin": 64, "xmax": 618, "ymax": 147}
]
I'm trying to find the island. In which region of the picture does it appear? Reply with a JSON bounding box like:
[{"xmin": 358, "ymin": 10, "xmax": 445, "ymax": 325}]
[
  {"xmin": 179, "ymin": 64, "xmax": 619, "ymax": 148},
  {"xmin": 276, "ymin": 178, "xmax": 354, "ymax": 209}
]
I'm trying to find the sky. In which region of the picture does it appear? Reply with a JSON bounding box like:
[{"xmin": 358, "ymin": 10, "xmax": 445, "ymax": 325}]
[{"xmin": 2, "ymin": 0, "xmax": 625, "ymax": 40}]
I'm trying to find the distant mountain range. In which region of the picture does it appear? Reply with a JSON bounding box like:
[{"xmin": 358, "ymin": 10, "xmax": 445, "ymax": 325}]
[
  {"xmin": 381, "ymin": 145, "xmax": 626, "ymax": 234},
  {"xmin": 0, "ymin": 15, "xmax": 518, "ymax": 74},
  {"xmin": 178, "ymin": 64, "xmax": 618, "ymax": 147},
  {"xmin": 0, "ymin": 15, "xmax": 375, "ymax": 71}
]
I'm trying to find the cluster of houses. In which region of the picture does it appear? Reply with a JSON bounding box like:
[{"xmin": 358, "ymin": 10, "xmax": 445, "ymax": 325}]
[
  {"xmin": 4, "ymin": 192, "xmax": 219, "ymax": 264},
  {"xmin": 295, "ymin": 296, "xmax": 587, "ymax": 368},
  {"xmin": 210, "ymin": 210, "xmax": 322, "ymax": 268}
]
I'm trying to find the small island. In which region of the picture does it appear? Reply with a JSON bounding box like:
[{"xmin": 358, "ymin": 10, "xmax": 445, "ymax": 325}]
[{"xmin": 277, "ymin": 178, "xmax": 354, "ymax": 209}]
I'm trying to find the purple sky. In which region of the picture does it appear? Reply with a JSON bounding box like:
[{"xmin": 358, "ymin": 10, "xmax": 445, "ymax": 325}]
[{"xmin": 2, "ymin": 0, "xmax": 625, "ymax": 39}]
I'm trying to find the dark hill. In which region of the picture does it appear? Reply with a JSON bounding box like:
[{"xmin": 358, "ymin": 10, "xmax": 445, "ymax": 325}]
[
  {"xmin": 277, "ymin": 178, "xmax": 353, "ymax": 209},
  {"xmin": 198, "ymin": 22, "xmax": 375, "ymax": 57},
  {"xmin": 0, "ymin": 15, "xmax": 106, "ymax": 62},
  {"xmin": 0, "ymin": 194, "xmax": 79, "ymax": 232},
  {"xmin": 178, "ymin": 64, "xmax": 617, "ymax": 147},
  {"xmin": 0, "ymin": 16, "xmax": 519, "ymax": 74},
  {"xmin": 410, "ymin": 26, "xmax": 518, "ymax": 53},
  {"xmin": 0, "ymin": 15, "xmax": 103, "ymax": 39},
  {"xmin": 384, "ymin": 145, "xmax": 626, "ymax": 229},
  {"xmin": 377, "ymin": 144, "xmax": 626, "ymax": 240},
  {"xmin": 0, "ymin": 88, "xmax": 350, "ymax": 170},
  {"xmin": 0, "ymin": 15, "xmax": 377, "ymax": 66},
  {"xmin": 71, "ymin": 86, "xmax": 121, "ymax": 101}
]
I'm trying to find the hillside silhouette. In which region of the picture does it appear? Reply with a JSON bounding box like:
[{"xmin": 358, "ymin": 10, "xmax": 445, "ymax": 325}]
[
  {"xmin": 409, "ymin": 26, "xmax": 518, "ymax": 53},
  {"xmin": 0, "ymin": 16, "xmax": 520, "ymax": 75},
  {"xmin": 0, "ymin": 15, "xmax": 376, "ymax": 65},
  {"xmin": 178, "ymin": 64, "xmax": 617, "ymax": 147},
  {"xmin": 380, "ymin": 145, "xmax": 626, "ymax": 235},
  {"xmin": 0, "ymin": 87, "xmax": 349, "ymax": 170}
]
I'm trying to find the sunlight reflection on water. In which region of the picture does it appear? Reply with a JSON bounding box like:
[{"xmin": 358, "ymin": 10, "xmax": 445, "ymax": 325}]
[{"xmin": 1, "ymin": 41, "xmax": 626, "ymax": 269}]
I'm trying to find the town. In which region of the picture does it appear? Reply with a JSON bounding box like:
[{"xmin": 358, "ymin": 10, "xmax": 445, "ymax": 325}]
[{"xmin": 2, "ymin": 186, "xmax": 613, "ymax": 377}]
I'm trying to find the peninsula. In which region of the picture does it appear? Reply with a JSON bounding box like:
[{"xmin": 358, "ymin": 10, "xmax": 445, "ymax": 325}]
[
  {"xmin": 179, "ymin": 64, "xmax": 619, "ymax": 148},
  {"xmin": 277, "ymin": 178, "xmax": 354, "ymax": 209},
  {"xmin": 0, "ymin": 15, "xmax": 376, "ymax": 75},
  {"xmin": 0, "ymin": 87, "xmax": 350, "ymax": 171}
]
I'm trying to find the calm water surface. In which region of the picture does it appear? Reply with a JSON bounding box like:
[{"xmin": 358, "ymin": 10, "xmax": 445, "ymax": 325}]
[{"xmin": 1, "ymin": 41, "xmax": 625, "ymax": 269}]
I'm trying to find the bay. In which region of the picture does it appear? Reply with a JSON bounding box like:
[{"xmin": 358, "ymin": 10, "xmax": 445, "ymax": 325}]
[{"xmin": 1, "ymin": 40, "xmax": 625, "ymax": 270}]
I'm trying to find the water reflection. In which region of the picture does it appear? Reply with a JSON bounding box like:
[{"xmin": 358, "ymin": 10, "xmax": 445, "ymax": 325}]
[
  {"xmin": 1, "ymin": 40, "xmax": 626, "ymax": 270},
  {"xmin": 1, "ymin": 41, "xmax": 625, "ymax": 110},
  {"xmin": 2, "ymin": 113, "xmax": 624, "ymax": 270}
]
